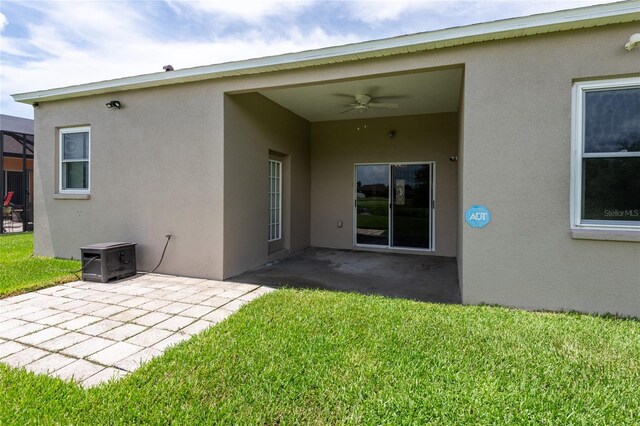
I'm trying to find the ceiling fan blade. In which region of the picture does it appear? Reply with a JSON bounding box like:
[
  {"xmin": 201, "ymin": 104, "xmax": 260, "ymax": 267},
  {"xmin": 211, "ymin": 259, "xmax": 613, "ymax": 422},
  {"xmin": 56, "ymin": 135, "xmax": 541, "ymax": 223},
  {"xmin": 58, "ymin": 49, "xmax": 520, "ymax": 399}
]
[
  {"xmin": 333, "ymin": 93, "xmax": 357, "ymax": 99},
  {"xmin": 368, "ymin": 102, "xmax": 399, "ymax": 108},
  {"xmin": 339, "ymin": 108, "xmax": 356, "ymax": 114},
  {"xmin": 373, "ymin": 95, "xmax": 409, "ymax": 101}
]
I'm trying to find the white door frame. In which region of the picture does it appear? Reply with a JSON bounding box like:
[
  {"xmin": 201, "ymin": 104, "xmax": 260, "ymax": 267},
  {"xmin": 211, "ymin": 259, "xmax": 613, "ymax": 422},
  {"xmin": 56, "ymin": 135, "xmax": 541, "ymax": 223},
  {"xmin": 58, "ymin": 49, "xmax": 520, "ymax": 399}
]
[{"xmin": 353, "ymin": 161, "xmax": 436, "ymax": 252}]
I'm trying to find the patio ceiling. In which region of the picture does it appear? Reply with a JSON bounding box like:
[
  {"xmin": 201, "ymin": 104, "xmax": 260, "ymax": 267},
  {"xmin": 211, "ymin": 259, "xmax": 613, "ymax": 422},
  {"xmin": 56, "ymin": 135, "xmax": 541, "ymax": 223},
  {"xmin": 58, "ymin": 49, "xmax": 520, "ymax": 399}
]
[{"xmin": 258, "ymin": 67, "xmax": 463, "ymax": 122}]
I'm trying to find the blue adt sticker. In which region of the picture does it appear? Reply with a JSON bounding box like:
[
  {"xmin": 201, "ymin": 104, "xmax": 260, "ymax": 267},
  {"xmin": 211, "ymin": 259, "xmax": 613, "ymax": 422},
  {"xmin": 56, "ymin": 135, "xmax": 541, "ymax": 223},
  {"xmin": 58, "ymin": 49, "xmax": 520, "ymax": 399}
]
[{"xmin": 465, "ymin": 205, "xmax": 491, "ymax": 228}]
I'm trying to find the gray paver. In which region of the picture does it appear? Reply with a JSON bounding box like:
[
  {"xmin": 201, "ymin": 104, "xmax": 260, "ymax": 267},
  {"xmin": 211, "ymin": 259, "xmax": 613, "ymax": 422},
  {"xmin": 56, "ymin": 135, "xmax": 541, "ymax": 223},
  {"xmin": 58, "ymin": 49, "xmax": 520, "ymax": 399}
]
[
  {"xmin": 157, "ymin": 302, "xmax": 193, "ymax": 315},
  {"xmin": 110, "ymin": 308, "xmax": 148, "ymax": 322},
  {"xmin": 0, "ymin": 322, "xmax": 47, "ymax": 339},
  {"xmin": 17, "ymin": 308, "xmax": 60, "ymax": 322},
  {"xmin": 223, "ymin": 299, "xmax": 248, "ymax": 311},
  {"xmin": 181, "ymin": 320, "xmax": 214, "ymax": 335},
  {"xmin": 202, "ymin": 309, "xmax": 234, "ymax": 324},
  {"xmin": 82, "ymin": 367, "xmax": 128, "ymax": 388},
  {"xmin": 179, "ymin": 304, "xmax": 214, "ymax": 319},
  {"xmin": 40, "ymin": 332, "xmax": 91, "ymax": 351},
  {"xmin": 179, "ymin": 293, "xmax": 211, "ymax": 304},
  {"xmin": 101, "ymin": 323, "xmax": 147, "ymax": 340},
  {"xmin": 200, "ymin": 296, "xmax": 232, "ymax": 308},
  {"xmin": 79, "ymin": 319, "xmax": 124, "ymax": 336},
  {"xmin": 0, "ymin": 274, "xmax": 270, "ymax": 387},
  {"xmin": 152, "ymin": 332, "xmax": 190, "ymax": 351},
  {"xmin": 70, "ymin": 302, "xmax": 109, "ymax": 315},
  {"xmin": 119, "ymin": 297, "xmax": 154, "ymax": 308},
  {"xmin": 88, "ymin": 341, "xmax": 144, "ymax": 365},
  {"xmin": 25, "ymin": 353, "xmax": 76, "ymax": 374},
  {"xmin": 91, "ymin": 305, "xmax": 129, "ymax": 318},
  {"xmin": 0, "ymin": 340, "xmax": 29, "ymax": 358},
  {"xmin": 17, "ymin": 327, "xmax": 68, "ymax": 345},
  {"xmin": 58, "ymin": 315, "xmax": 102, "ymax": 331},
  {"xmin": 62, "ymin": 336, "xmax": 116, "ymax": 358},
  {"xmin": 2, "ymin": 347, "xmax": 49, "ymax": 367},
  {"xmin": 131, "ymin": 311, "xmax": 172, "ymax": 327},
  {"xmin": 218, "ymin": 289, "xmax": 250, "ymax": 299},
  {"xmin": 137, "ymin": 299, "xmax": 172, "ymax": 311},
  {"xmin": 4, "ymin": 305, "xmax": 41, "ymax": 319},
  {"xmin": 36, "ymin": 311, "xmax": 81, "ymax": 326},
  {"xmin": 114, "ymin": 347, "xmax": 162, "ymax": 371},
  {"xmin": 53, "ymin": 299, "xmax": 90, "ymax": 312},
  {"xmin": 54, "ymin": 359, "xmax": 105, "ymax": 382},
  {"xmin": 155, "ymin": 315, "xmax": 195, "ymax": 332},
  {"xmin": 125, "ymin": 328, "xmax": 173, "ymax": 347},
  {"xmin": 0, "ymin": 318, "xmax": 28, "ymax": 330}
]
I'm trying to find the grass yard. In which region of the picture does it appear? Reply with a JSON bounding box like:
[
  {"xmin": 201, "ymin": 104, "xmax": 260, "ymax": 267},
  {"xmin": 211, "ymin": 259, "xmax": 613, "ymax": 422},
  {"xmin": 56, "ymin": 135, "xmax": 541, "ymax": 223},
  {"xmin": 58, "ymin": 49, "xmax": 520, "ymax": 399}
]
[
  {"xmin": 1, "ymin": 289, "xmax": 638, "ymax": 425},
  {"xmin": 0, "ymin": 233, "xmax": 80, "ymax": 297}
]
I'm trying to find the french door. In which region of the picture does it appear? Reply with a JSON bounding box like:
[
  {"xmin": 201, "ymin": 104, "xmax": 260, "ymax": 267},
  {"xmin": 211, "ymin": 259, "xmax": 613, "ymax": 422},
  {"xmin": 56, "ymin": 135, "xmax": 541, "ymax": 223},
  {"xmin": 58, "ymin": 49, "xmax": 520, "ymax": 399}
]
[{"xmin": 354, "ymin": 163, "xmax": 434, "ymax": 250}]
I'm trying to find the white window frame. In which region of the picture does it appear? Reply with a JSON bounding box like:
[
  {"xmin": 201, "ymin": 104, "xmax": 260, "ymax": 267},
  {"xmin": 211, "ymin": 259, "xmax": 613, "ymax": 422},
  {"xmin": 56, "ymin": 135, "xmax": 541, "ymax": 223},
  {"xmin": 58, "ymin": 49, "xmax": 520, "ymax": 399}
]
[
  {"xmin": 59, "ymin": 126, "xmax": 91, "ymax": 194},
  {"xmin": 570, "ymin": 77, "xmax": 640, "ymax": 232},
  {"xmin": 268, "ymin": 159, "xmax": 282, "ymax": 242}
]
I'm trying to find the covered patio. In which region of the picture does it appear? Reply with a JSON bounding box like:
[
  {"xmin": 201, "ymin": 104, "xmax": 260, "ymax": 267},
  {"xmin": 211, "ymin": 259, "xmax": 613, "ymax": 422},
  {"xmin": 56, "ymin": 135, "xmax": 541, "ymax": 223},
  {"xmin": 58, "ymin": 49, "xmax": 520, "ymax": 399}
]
[{"xmin": 232, "ymin": 248, "xmax": 461, "ymax": 304}]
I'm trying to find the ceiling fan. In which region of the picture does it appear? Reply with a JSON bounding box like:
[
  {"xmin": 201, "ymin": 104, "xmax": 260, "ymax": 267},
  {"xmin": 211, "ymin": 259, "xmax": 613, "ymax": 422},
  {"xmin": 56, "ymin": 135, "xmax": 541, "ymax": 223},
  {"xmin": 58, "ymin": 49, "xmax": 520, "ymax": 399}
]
[{"xmin": 339, "ymin": 93, "xmax": 399, "ymax": 114}]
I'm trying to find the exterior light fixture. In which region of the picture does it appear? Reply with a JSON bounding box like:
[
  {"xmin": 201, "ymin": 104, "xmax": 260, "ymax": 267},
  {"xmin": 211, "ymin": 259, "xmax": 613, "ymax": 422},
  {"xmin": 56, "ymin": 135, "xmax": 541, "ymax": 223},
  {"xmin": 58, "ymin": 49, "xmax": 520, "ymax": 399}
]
[
  {"xmin": 625, "ymin": 33, "xmax": 640, "ymax": 51},
  {"xmin": 106, "ymin": 100, "xmax": 121, "ymax": 109}
]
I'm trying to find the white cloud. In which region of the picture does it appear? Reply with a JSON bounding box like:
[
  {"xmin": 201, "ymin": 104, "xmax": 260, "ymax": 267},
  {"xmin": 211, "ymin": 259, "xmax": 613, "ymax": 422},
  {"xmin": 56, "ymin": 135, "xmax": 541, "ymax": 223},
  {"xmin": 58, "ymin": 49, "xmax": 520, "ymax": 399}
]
[
  {"xmin": 167, "ymin": 0, "xmax": 308, "ymax": 22},
  {"xmin": 0, "ymin": 0, "xmax": 359, "ymax": 118},
  {"xmin": 344, "ymin": 0, "xmax": 623, "ymax": 26},
  {"xmin": 0, "ymin": 0, "xmax": 623, "ymax": 118},
  {"xmin": 0, "ymin": 13, "xmax": 7, "ymax": 32}
]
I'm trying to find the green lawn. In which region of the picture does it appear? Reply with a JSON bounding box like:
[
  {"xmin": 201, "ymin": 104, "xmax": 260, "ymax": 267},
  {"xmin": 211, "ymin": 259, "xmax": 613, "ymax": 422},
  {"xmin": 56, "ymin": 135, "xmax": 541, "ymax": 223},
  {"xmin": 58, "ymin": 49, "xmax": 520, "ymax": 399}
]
[
  {"xmin": 0, "ymin": 233, "xmax": 80, "ymax": 297},
  {"xmin": 1, "ymin": 289, "xmax": 638, "ymax": 425}
]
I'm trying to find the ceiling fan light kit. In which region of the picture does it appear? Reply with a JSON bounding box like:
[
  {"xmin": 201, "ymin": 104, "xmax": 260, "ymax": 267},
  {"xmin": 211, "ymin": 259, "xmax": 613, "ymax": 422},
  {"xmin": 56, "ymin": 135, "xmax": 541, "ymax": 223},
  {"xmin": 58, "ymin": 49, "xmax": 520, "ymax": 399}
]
[{"xmin": 340, "ymin": 93, "xmax": 400, "ymax": 114}]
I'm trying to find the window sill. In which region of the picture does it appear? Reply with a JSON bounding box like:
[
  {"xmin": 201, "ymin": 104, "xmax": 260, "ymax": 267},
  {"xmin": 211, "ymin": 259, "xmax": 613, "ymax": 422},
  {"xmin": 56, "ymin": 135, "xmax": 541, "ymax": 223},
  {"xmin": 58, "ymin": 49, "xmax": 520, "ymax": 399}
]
[
  {"xmin": 571, "ymin": 228, "xmax": 640, "ymax": 242},
  {"xmin": 54, "ymin": 193, "xmax": 90, "ymax": 200}
]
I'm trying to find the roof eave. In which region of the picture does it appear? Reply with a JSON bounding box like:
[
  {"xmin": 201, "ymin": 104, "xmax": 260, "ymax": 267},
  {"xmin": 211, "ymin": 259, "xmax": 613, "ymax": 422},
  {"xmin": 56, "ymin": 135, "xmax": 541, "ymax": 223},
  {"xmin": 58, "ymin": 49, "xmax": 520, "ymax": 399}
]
[{"xmin": 11, "ymin": 1, "xmax": 639, "ymax": 104}]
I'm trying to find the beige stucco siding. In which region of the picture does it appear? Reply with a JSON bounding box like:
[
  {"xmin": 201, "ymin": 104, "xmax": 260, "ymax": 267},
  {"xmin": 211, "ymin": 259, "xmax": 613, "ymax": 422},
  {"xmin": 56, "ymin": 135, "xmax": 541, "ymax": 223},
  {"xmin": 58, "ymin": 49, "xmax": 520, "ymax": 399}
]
[
  {"xmin": 223, "ymin": 93, "xmax": 310, "ymax": 279},
  {"xmin": 459, "ymin": 25, "xmax": 640, "ymax": 316},
  {"xmin": 33, "ymin": 81, "xmax": 226, "ymax": 278},
  {"xmin": 31, "ymin": 21, "xmax": 639, "ymax": 316},
  {"xmin": 310, "ymin": 113, "xmax": 458, "ymax": 256}
]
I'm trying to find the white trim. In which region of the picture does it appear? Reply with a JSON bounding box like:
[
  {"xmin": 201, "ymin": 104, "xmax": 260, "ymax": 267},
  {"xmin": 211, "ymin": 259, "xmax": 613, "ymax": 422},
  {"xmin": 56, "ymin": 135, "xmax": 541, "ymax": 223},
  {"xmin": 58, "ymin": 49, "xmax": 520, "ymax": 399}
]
[
  {"xmin": 58, "ymin": 126, "xmax": 90, "ymax": 195},
  {"xmin": 12, "ymin": 2, "xmax": 638, "ymax": 104},
  {"xmin": 570, "ymin": 77, "xmax": 640, "ymax": 232},
  {"xmin": 353, "ymin": 161, "xmax": 436, "ymax": 252},
  {"xmin": 268, "ymin": 159, "xmax": 282, "ymax": 242}
]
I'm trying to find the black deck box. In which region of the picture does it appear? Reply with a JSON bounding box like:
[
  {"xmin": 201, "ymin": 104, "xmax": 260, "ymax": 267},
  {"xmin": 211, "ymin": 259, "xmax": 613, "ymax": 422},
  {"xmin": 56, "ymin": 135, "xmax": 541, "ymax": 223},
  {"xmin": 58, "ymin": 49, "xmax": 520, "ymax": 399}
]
[{"xmin": 80, "ymin": 242, "xmax": 137, "ymax": 283}]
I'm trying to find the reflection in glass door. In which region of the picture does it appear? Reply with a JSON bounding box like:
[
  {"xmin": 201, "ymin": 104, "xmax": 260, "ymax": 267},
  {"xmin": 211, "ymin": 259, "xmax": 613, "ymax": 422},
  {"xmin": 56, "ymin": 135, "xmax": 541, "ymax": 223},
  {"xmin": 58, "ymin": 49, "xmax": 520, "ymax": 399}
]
[
  {"xmin": 355, "ymin": 165, "xmax": 389, "ymax": 246},
  {"xmin": 392, "ymin": 164, "xmax": 431, "ymax": 249},
  {"xmin": 355, "ymin": 163, "xmax": 433, "ymax": 250}
]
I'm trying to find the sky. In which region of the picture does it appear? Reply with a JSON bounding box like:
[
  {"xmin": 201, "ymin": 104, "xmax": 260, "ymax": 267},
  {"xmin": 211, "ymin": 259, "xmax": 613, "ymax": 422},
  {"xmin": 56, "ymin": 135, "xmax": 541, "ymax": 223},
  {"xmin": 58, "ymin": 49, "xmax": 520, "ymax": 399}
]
[{"xmin": 0, "ymin": 0, "xmax": 622, "ymax": 119}]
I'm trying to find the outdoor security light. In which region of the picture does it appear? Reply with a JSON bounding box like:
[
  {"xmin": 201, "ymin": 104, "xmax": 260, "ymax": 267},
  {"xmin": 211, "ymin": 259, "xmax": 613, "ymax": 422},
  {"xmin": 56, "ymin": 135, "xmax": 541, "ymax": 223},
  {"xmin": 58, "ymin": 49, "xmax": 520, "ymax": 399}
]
[{"xmin": 106, "ymin": 100, "xmax": 121, "ymax": 109}]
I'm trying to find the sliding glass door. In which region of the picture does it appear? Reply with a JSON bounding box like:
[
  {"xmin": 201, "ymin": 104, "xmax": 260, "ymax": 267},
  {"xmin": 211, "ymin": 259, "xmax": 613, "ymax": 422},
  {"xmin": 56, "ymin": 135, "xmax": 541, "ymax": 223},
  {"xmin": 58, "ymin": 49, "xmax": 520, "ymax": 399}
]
[
  {"xmin": 355, "ymin": 163, "xmax": 433, "ymax": 250},
  {"xmin": 355, "ymin": 165, "xmax": 389, "ymax": 246}
]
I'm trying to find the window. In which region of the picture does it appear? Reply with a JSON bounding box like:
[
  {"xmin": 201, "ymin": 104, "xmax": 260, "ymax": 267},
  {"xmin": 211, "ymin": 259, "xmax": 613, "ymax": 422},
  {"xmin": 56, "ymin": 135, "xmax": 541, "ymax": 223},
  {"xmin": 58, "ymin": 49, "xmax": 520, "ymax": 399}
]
[
  {"xmin": 571, "ymin": 78, "xmax": 640, "ymax": 231},
  {"xmin": 59, "ymin": 127, "xmax": 90, "ymax": 193},
  {"xmin": 268, "ymin": 159, "xmax": 282, "ymax": 241}
]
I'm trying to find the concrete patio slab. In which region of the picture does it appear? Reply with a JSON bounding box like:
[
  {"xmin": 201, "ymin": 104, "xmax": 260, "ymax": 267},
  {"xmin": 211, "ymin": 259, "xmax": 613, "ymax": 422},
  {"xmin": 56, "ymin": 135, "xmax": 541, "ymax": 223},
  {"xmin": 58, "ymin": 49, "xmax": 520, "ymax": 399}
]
[
  {"xmin": 0, "ymin": 274, "xmax": 274, "ymax": 387},
  {"xmin": 232, "ymin": 247, "xmax": 461, "ymax": 304}
]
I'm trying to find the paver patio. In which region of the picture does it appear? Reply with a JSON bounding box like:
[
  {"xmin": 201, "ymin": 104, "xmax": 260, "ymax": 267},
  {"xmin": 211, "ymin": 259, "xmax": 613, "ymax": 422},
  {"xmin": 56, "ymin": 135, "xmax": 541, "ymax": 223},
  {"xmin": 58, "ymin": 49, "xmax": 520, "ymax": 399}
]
[{"xmin": 0, "ymin": 274, "xmax": 274, "ymax": 387}]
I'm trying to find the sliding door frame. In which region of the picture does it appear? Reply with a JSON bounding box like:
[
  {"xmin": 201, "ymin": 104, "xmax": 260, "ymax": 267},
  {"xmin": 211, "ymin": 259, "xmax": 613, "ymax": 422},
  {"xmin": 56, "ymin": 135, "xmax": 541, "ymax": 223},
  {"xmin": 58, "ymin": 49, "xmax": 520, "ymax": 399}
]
[{"xmin": 353, "ymin": 161, "xmax": 436, "ymax": 252}]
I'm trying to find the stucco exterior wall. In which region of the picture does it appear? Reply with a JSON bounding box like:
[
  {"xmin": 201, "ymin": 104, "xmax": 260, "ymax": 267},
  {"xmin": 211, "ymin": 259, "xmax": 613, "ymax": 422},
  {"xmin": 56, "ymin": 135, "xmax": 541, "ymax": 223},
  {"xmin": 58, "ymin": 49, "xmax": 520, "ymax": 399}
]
[
  {"xmin": 223, "ymin": 93, "xmax": 310, "ymax": 278},
  {"xmin": 31, "ymin": 21, "xmax": 639, "ymax": 316},
  {"xmin": 33, "ymin": 81, "xmax": 226, "ymax": 278},
  {"xmin": 310, "ymin": 113, "xmax": 458, "ymax": 257},
  {"xmin": 458, "ymin": 25, "xmax": 640, "ymax": 317}
]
